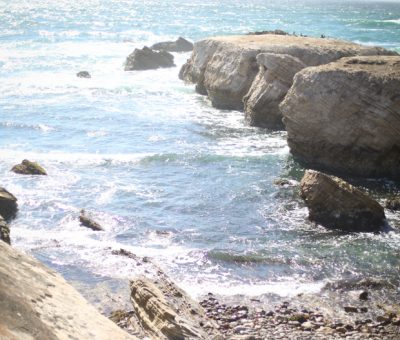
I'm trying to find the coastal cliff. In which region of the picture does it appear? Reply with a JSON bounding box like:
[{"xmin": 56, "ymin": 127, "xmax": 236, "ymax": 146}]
[{"xmin": 180, "ymin": 34, "xmax": 396, "ymax": 129}]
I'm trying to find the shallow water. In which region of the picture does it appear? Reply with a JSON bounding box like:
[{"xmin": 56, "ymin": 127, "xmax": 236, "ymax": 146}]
[{"xmin": 1, "ymin": 0, "xmax": 400, "ymax": 300}]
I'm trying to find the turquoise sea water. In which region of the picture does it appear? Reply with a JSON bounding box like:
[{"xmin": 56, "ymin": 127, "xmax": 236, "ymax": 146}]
[{"xmin": 1, "ymin": 0, "xmax": 400, "ymax": 299}]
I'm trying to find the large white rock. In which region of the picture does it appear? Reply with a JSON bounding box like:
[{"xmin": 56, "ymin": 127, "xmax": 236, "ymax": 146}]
[
  {"xmin": 281, "ymin": 56, "xmax": 400, "ymax": 179},
  {"xmin": 180, "ymin": 34, "xmax": 395, "ymax": 126}
]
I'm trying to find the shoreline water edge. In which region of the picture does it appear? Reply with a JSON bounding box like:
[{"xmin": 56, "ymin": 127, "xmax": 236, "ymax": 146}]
[{"xmin": 1, "ymin": 27, "xmax": 400, "ymax": 338}]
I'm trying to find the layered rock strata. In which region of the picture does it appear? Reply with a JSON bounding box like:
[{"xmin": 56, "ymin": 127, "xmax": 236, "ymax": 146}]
[
  {"xmin": 130, "ymin": 277, "xmax": 219, "ymax": 339},
  {"xmin": 300, "ymin": 170, "xmax": 386, "ymax": 232},
  {"xmin": 281, "ymin": 56, "xmax": 400, "ymax": 179},
  {"xmin": 180, "ymin": 34, "xmax": 396, "ymax": 128},
  {"xmin": 0, "ymin": 241, "xmax": 135, "ymax": 340}
]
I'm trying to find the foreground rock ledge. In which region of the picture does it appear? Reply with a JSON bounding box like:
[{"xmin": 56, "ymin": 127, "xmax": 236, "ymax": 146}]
[
  {"xmin": 300, "ymin": 170, "xmax": 385, "ymax": 232},
  {"xmin": 179, "ymin": 34, "xmax": 395, "ymax": 128},
  {"xmin": 282, "ymin": 56, "xmax": 400, "ymax": 179},
  {"xmin": 130, "ymin": 277, "xmax": 219, "ymax": 339},
  {"xmin": 0, "ymin": 241, "xmax": 134, "ymax": 340}
]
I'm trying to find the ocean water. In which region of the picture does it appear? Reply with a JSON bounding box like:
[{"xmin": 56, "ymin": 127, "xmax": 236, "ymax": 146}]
[{"xmin": 1, "ymin": 0, "xmax": 400, "ymax": 301}]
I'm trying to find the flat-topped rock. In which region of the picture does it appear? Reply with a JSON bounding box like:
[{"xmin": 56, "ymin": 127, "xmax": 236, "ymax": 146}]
[
  {"xmin": 0, "ymin": 241, "xmax": 135, "ymax": 340},
  {"xmin": 179, "ymin": 34, "xmax": 396, "ymax": 128},
  {"xmin": 125, "ymin": 46, "xmax": 174, "ymax": 71},
  {"xmin": 281, "ymin": 55, "xmax": 400, "ymax": 179},
  {"xmin": 151, "ymin": 37, "xmax": 193, "ymax": 52}
]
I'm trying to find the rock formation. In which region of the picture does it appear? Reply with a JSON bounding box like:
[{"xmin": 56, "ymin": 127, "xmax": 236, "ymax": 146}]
[
  {"xmin": 281, "ymin": 56, "xmax": 400, "ymax": 179},
  {"xmin": 180, "ymin": 34, "xmax": 396, "ymax": 128},
  {"xmin": 300, "ymin": 170, "xmax": 386, "ymax": 232},
  {"xmin": 79, "ymin": 209, "xmax": 104, "ymax": 231},
  {"xmin": 77, "ymin": 71, "xmax": 91, "ymax": 78},
  {"xmin": 130, "ymin": 277, "xmax": 219, "ymax": 339},
  {"xmin": 243, "ymin": 53, "xmax": 306, "ymax": 129},
  {"xmin": 11, "ymin": 159, "xmax": 47, "ymax": 175},
  {"xmin": 0, "ymin": 216, "xmax": 10, "ymax": 244},
  {"xmin": 151, "ymin": 37, "xmax": 193, "ymax": 52},
  {"xmin": 125, "ymin": 47, "xmax": 174, "ymax": 71},
  {"xmin": 0, "ymin": 241, "xmax": 134, "ymax": 340},
  {"xmin": 0, "ymin": 187, "xmax": 18, "ymax": 221}
]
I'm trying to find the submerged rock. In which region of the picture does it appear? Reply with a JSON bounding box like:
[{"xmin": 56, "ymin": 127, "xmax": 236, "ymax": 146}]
[
  {"xmin": 0, "ymin": 241, "xmax": 134, "ymax": 339},
  {"xmin": 76, "ymin": 71, "xmax": 91, "ymax": 78},
  {"xmin": 281, "ymin": 56, "xmax": 400, "ymax": 179},
  {"xmin": 124, "ymin": 46, "xmax": 174, "ymax": 71},
  {"xmin": 130, "ymin": 277, "xmax": 218, "ymax": 339},
  {"xmin": 79, "ymin": 210, "xmax": 104, "ymax": 231},
  {"xmin": 300, "ymin": 170, "xmax": 386, "ymax": 232},
  {"xmin": 180, "ymin": 34, "xmax": 395, "ymax": 126},
  {"xmin": 0, "ymin": 216, "xmax": 10, "ymax": 245},
  {"xmin": 11, "ymin": 159, "xmax": 47, "ymax": 175},
  {"xmin": 151, "ymin": 37, "xmax": 193, "ymax": 52},
  {"xmin": 0, "ymin": 187, "xmax": 17, "ymax": 221}
]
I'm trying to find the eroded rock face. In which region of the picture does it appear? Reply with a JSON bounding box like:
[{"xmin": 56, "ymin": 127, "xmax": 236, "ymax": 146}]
[
  {"xmin": 243, "ymin": 53, "xmax": 306, "ymax": 129},
  {"xmin": 300, "ymin": 170, "xmax": 385, "ymax": 232},
  {"xmin": 180, "ymin": 34, "xmax": 396, "ymax": 127},
  {"xmin": 130, "ymin": 277, "xmax": 217, "ymax": 339},
  {"xmin": 0, "ymin": 241, "xmax": 134, "ymax": 340},
  {"xmin": 11, "ymin": 159, "xmax": 47, "ymax": 175},
  {"xmin": 125, "ymin": 47, "xmax": 174, "ymax": 71},
  {"xmin": 281, "ymin": 56, "xmax": 400, "ymax": 179},
  {"xmin": 0, "ymin": 187, "xmax": 17, "ymax": 221},
  {"xmin": 151, "ymin": 37, "xmax": 193, "ymax": 52}
]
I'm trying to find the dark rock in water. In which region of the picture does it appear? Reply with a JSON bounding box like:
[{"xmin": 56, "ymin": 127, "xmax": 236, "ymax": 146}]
[
  {"xmin": 112, "ymin": 248, "xmax": 139, "ymax": 260},
  {"xmin": 0, "ymin": 216, "xmax": 10, "ymax": 245},
  {"xmin": 0, "ymin": 187, "xmax": 18, "ymax": 221},
  {"xmin": 359, "ymin": 291, "xmax": 369, "ymax": 301},
  {"xmin": 151, "ymin": 37, "xmax": 193, "ymax": 52},
  {"xmin": 79, "ymin": 210, "xmax": 103, "ymax": 231},
  {"xmin": 344, "ymin": 306, "xmax": 359, "ymax": 313},
  {"xmin": 124, "ymin": 46, "xmax": 175, "ymax": 71},
  {"xmin": 76, "ymin": 71, "xmax": 91, "ymax": 78},
  {"xmin": 385, "ymin": 197, "xmax": 400, "ymax": 211},
  {"xmin": 11, "ymin": 159, "xmax": 47, "ymax": 175},
  {"xmin": 300, "ymin": 170, "xmax": 385, "ymax": 232}
]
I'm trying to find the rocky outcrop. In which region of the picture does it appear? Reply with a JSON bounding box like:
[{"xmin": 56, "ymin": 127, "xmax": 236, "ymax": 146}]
[
  {"xmin": 300, "ymin": 170, "xmax": 386, "ymax": 232},
  {"xmin": 79, "ymin": 209, "xmax": 104, "ymax": 231},
  {"xmin": 0, "ymin": 216, "xmax": 10, "ymax": 244},
  {"xmin": 77, "ymin": 71, "xmax": 91, "ymax": 78},
  {"xmin": 151, "ymin": 37, "xmax": 193, "ymax": 52},
  {"xmin": 0, "ymin": 187, "xmax": 18, "ymax": 221},
  {"xmin": 11, "ymin": 159, "xmax": 47, "ymax": 175},
  {"xmin": 281, "ymin": 56, "xmax": 400, "ymax": 179},
  {"xmin": 180, "ymin": 34, "xmax": 396, "ymax": 128},
  {"xmin": 130, "ymin": 277, "xmax": 218, "ymax": 339},
  {"xmin": 0, "ymin": 241, "xmax": 134, "ymax": 340},
  {"xmin": 125, "ymin": 47, "xmax": 174, "ymax": 71},
  {"xmin": 243, "ymin": 53, "xmax": 306, "ymax": 129}
]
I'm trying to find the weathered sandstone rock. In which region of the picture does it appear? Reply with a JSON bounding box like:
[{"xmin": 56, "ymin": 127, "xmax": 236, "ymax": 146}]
[
  {"xmin": 125, "ymin": 47, "xmax": 174, "ymax": 71},
  {"xmin": 243, "ymin": 53, "xmax": 306, "ymax": 129},
  {"xmin": 11, "ymin": 159, "xmax": 47, "ymax": 175},
  {"xmin": 0, "ymin": 187, "xmax": 18, "ymax": 221},
  {"xmin": 151, "ymin": 37, "xmax": 193, "ymax": 52},
  {"xmin": 281, "ymin": 56, "xmax": 400, "ymax": 179},
  {"xmin": 0, "ymin": 241, "xmax": 135, "ymax": 340},
  {"xmin": 130, "ymin": 277, "xmax": 218, "ymax": 339},
  {"xmin": 300, "ymin": 170, "xmax": 385, "ymax": 232},
  {"xmin": 76, "ymin": 71, "xmax": 91, "ymax": 78},
  {"xmin": 79, "ymin": 209, "xmax": 104, "ymax": 231},
  {"xmin": 0, "ymin": 216, "xmax": 10, "ymax": 244},
  {"xmin": 180, "ymin": 34, "xmax": 396, "ymax": 127}
]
